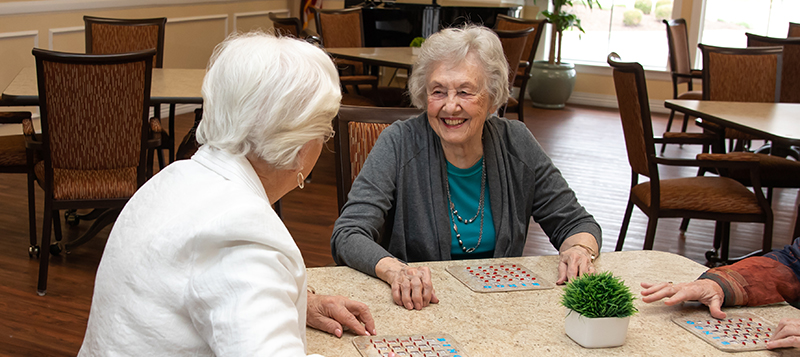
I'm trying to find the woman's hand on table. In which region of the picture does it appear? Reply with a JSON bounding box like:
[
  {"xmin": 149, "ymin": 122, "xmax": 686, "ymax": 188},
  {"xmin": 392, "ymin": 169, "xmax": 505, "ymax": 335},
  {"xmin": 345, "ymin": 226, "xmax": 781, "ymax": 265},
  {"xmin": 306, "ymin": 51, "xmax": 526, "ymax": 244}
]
[
  {"xmin": 767, "ymin": 318, "xmax": 800, "ymax": 349},
  {"xmin": 640, "ymin": 280, "xmax": 726, "ymax": 319},
  {"xmin": 556, "ymin": 234, "xmax": 598, "ymax": 285},
  {"xmin": 306, "ymin": 293, "xmax": 376, "ymax": 338},
  {"xmin": 375, "ymin": 257, "xmax": 439, "ymax": 310}
]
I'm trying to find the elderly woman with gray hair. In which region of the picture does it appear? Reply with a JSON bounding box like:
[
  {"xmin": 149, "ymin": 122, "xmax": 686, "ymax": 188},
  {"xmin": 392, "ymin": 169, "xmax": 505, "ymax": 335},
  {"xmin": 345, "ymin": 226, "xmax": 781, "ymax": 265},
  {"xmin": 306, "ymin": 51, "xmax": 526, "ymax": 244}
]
[
  {"xmin": 331, "ymin": 25, "xmax": 602, "ymax": 310},
  {"xmin": 79, "ymin": 32, "xmax": 375, "ymax": 356}
]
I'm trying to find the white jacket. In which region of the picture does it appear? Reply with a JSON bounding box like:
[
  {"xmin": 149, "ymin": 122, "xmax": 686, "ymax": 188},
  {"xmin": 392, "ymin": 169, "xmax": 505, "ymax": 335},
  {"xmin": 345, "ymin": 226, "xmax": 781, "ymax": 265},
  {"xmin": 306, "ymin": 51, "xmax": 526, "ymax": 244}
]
[{"xmin": 79, "ymin": 145, "xmax": 323, "ymax": 357}]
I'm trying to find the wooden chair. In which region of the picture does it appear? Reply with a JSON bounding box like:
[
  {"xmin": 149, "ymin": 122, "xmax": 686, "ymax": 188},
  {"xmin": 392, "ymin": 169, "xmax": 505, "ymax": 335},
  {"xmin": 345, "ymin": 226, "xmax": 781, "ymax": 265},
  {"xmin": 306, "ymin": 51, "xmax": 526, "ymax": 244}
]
[
  {"xmin": 493, "ymin": 27, "xmax": 536, "ymax": 119},
  {"xmin": 333, "ymin": 105, "xmax": 423, "ymax": 212},
  {"xmin": 494, "ymin": 15, "xmax": 547, "ymax": 120},
  {"xmin": 607, "ymin": 53, "xmax": 773, "ymax": 267},
  {"xmin": 0, "ymin": 111, "xmax": 38, "ymax": 257},
  {"xmin": 84, "ymin": 16, "xmax": 173, "ymax": 170},
  {"xmin": 661, "ymin": 19, "xmax": 704, "ymax": 155},
  {"xmin": 698, "ymin": 44, "xmax": 783, "ymax": 153},
  {"xmin": 311, "ymin": 7, "xmax": 380, "ymax": 102},
  {"xmin": 788, "ymin": 22, "xmax": 800, "ymax": 38},
  {"xmin": 30, "ymin": 48, "xmax": 160, "ymax": 295},
  {"xmin": 269, "ymin": 12, "xmax": 303, "ymax": 37}
]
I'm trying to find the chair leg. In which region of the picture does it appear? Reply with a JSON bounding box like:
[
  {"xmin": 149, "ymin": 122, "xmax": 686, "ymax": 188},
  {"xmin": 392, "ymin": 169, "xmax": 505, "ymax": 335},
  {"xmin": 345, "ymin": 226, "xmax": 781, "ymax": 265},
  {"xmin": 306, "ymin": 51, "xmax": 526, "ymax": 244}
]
[
  {"xmin": 616, "ymin": 199, "xmax": 635, "ymax": 251},
  {"xmin": 517, "ymin": 92, "xmax": 524, "ymax": 121},
  {"xmin": 65, "ymin": 208, "xmax": 121, "ymax": 252},
  {"xmin": 642, "ymin": 217, "xmax": 658, "ymax": 250},
  {"xmin": 273, "ymin": 199, "xmax": 282, "ymax": 219},
  {"xmin": 661, "ymin": 110, "xmax": 677, "ymax": 155},
  {"xmin": 27, "ymin": 171, "xmax": 37, "ymax": 254},
  {"xmin": 679, "ymin": 113, "xmax": 690, "ymax": 133},
  {"xmin": 679, "ymin": 218, "xmax": 690, "ymax": 232},
  {"xmin": 37, "ymin": 205, "xmax": 53, "ymax": 295}
]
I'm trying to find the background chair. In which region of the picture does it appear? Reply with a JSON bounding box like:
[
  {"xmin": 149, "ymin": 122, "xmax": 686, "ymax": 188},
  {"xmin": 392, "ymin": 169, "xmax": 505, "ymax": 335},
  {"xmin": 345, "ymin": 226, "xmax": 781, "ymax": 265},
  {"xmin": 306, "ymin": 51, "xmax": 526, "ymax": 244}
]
[
  {"xmin": 0, "ymin": 111, "xmax": 38, "ymax": 256},
  {"xmin": 698, "ymin": 43, "xmax": 783, "ymax": 153},
  {"xmin": 494, "ymin": 15, "xmax": 547, "ymax": 120},
  {"xmin": 311, "ymin": 7, "xmax": 381, "ymax": 105},
  {"xmin": 333, "ymin": 105, "xmax": 423, "ymax": 212},
  {"xmin": 30, "ymin": 48, "xmax": 159, "ymax": 295},
  {"xmin": 268, "ymin": 12, "xmax": 320, "ymax": 45},
  {"xmin": 84, "ymin": 16, "xmax": 173, "ymax": 169},
  {"xmin": 493, "ymin": 27, "xmax": 535, "ymax": 119},
  {"xmin": 608, "ymin": 53, "xmax": 773, "ymax": 267},
  {"xmin": 661, "ymin": 19, "xmax": 704, "ymax": 155},
  {"xmin": 789, "ymin": 22, "xmax": 800, "ymax": 38}
]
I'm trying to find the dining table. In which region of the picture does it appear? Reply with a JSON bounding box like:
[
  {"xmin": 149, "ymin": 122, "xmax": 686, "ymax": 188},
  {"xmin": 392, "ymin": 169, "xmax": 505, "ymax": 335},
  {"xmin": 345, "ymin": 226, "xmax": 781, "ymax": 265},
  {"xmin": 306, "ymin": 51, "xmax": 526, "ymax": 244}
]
[
  {"xmin": 305, "ymin": 250, "xmax": 799, "ymax": 356},
  {"xmin": 664, "ymin": 99, "xmax": 800, "ymax": 149},
  {"xmin": 326, "ymin": 47, "xmax": 417, "ymax": 74}
]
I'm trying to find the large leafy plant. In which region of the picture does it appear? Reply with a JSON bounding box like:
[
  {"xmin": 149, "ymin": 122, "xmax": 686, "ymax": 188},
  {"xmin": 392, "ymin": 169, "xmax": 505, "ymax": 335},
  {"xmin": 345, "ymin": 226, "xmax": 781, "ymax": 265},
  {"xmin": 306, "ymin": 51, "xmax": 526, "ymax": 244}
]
[
  {"xmin": 561, "ymin": 271, "xmax": 637, "ymax": 318},
  {"xmin": 536, "ymin": 0, "xmax": 601, "ymax": 65}
]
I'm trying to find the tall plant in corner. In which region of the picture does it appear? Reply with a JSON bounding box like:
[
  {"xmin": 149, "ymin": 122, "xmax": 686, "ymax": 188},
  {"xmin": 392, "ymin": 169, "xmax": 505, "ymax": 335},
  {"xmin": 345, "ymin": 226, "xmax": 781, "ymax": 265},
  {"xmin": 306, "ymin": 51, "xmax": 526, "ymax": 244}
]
[{"xmin": 537, "ymin": 0, "xmax": 601, "ymax": 65}]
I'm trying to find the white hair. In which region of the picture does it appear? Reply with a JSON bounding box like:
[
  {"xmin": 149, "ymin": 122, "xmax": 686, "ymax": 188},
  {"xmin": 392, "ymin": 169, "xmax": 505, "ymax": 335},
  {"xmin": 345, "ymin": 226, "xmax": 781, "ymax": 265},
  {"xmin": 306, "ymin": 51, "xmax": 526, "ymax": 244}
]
[
  {"xmin": 196, "ymin": 31, "xmax": 341, "ymax": 170},
  {"xmin": 408, "ymin": 25, "xmax": 509, "ymax": 111}
]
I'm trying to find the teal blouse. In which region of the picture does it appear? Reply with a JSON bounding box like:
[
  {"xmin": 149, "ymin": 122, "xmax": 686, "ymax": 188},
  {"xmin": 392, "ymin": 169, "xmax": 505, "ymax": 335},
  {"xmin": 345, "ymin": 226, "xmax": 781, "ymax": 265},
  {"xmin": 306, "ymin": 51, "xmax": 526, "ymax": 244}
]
[{"xmin": 446, "ymin": 158, "xmax": 496, "ymax": 259}]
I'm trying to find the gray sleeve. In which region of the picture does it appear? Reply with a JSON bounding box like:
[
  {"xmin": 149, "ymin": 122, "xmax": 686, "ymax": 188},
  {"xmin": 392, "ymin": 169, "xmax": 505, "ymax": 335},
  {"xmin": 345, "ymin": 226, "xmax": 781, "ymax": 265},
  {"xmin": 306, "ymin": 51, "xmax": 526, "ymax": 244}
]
[
  {"xmin": 330, "ymin": 125, "xmax": 401, "ymax": 277},
  {"xmin": 521, "ymin": 127, "xmax": 602, "ymax": 250}
]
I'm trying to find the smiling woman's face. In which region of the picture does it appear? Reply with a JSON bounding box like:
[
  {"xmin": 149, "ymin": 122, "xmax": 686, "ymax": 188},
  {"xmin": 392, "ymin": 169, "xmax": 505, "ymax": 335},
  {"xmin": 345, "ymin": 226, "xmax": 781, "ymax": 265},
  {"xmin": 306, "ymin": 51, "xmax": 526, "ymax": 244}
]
[{"xmin": 425, "ymin": 53, "xmax": 494, "ymax": 153}]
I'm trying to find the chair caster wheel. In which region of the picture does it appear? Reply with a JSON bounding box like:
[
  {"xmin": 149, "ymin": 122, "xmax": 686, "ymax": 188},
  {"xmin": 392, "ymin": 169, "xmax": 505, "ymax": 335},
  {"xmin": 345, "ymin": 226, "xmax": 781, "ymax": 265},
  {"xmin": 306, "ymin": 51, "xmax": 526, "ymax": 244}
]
[
  {"xmin": 65, "ymin": 211, "xmax": 80, "ymax": 226},
  {"xmin": 29, "ymin": 245, "xmax": 40, "ymax": 258},
  {"xmin": 49, "ymin": 243, "xmax": 63, "ymax": 256}
]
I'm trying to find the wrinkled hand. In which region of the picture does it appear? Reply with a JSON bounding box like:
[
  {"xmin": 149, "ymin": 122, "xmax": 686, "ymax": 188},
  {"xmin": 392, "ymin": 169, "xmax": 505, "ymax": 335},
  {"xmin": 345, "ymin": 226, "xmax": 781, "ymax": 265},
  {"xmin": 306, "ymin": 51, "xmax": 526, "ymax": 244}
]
[
  {"xmin": 556, "ymin": 246, "xmax": 596, "ymax": 284},
  {"xmin": 385, "ymin": 265, "xmax": 439, "ymax": 310},
  {"xmin": 640, "ymin": 280, "xmax": 726, "ymax": 319},
  {"xmin": 307, "ymin": 293, "xmax": 376, "ymax": 338},
  {"xmin": 767, "ymin": 318, "xmax": 800, "ymax": 349}
]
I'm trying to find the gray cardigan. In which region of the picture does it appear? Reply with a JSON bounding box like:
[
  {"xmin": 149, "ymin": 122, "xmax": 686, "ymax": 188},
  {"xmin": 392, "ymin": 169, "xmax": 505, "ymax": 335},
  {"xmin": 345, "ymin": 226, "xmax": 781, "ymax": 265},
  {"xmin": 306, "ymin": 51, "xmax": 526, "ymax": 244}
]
[{"xmin": 331, "ymin": 114, "xmax": 602, "ymax": 277}]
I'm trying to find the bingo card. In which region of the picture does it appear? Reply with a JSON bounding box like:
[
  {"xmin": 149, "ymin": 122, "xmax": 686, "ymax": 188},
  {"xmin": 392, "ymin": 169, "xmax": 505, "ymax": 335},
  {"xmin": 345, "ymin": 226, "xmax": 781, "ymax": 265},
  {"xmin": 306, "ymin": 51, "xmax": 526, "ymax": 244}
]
[
  {"xmin": 672, "ymin": 311, "xmax": 776, "ymax": 352},
  {"xmin": 353, "ymin": 334, "xmax": 469, "ymax": 357},
  {"xmin": 446, "ymin": 263, "xmax": 554, "ymax": 293}
]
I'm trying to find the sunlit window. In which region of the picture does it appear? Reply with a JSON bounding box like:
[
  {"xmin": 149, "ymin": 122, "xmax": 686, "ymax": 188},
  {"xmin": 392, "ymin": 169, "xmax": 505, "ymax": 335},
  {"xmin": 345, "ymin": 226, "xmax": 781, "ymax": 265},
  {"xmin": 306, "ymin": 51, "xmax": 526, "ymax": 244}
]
[{"xmin": 699, "ymin": 0, "xmax": 800, "ymax": 48}]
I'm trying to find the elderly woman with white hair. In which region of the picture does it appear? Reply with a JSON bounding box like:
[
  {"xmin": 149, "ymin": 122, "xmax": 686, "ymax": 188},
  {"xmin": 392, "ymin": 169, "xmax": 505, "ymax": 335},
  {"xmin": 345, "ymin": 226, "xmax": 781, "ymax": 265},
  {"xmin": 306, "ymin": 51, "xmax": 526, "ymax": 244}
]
[
  {"xmin": 331, "ymin": 25, "xmax": 602, "ymax": 310},
  {"xmin": 79, "ymin": 32, "xmax": 375, "ymax": 356}
]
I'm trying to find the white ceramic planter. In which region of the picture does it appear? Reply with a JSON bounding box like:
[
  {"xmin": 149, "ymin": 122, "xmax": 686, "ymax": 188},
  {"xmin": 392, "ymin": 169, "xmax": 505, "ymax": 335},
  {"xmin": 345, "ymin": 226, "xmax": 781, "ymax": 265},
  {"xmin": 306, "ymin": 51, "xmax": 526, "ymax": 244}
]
[{"xmin": 564, "ymin": 309, "xmax": 631, "ymax": 348}]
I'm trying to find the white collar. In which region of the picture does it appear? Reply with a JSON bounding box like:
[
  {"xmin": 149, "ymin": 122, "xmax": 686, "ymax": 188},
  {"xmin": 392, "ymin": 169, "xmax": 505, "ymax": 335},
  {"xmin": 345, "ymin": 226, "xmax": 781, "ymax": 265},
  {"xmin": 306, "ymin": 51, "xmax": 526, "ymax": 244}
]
[{"xmin": 191, "ymin": 145, "xmax": 269, "ymax": 203}]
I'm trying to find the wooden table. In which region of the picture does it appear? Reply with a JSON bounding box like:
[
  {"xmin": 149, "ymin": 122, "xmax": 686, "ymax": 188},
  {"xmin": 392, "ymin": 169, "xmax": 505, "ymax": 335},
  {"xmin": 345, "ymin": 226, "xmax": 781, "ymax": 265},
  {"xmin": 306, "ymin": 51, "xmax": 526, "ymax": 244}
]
[
  {"xmin": 664, "ymin": 99, "xmax": 800, "ymax": 148},
  {"xmin": 326, "ymin": 47, "xmax": 417, "ymax": 73},
  {"xmin": 306, "ymin": 251, "xmax": 799, "ymax": 356}
]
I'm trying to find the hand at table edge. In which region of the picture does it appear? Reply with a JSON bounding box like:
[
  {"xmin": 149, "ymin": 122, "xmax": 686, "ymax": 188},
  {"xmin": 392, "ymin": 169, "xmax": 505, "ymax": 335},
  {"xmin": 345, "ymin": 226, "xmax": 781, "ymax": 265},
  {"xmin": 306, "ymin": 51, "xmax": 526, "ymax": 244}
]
[
  {"xmin": 556, "ymin": 233, "xmax": 598, "ymax": 285},
  {"xmin": 767, "ymin": 318, "xmax": 800, "ymax": 349},
  {"xmin": 306, "ymin": 292, "xmax": 377, "ymax": 338},
  {"xmin": 375, "ymin": 257, "xmax": 439, "ymax": 310},
  {"xmin": 640, "ymin": 280, "xmax": 726, "ymax": 319}
]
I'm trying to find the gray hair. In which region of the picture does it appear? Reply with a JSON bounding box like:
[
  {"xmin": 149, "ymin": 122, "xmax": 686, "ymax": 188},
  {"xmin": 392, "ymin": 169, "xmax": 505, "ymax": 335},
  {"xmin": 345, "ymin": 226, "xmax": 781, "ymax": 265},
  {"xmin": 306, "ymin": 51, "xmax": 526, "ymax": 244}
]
[
  {"xmin": 407, "ymin": 25, "xmax": 509, "ymax": 111},
  {"xmin": 197, "ymin": 31, "xmax": 341, "ymax": 170}
]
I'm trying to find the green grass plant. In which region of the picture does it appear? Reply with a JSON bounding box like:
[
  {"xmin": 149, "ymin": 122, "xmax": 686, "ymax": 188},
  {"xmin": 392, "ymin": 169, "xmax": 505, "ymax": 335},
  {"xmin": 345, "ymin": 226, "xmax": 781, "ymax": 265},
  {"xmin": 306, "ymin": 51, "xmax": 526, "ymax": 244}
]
[{"xmin": 561, "ymin": 271, "xmax": 638, "ymax": 318}]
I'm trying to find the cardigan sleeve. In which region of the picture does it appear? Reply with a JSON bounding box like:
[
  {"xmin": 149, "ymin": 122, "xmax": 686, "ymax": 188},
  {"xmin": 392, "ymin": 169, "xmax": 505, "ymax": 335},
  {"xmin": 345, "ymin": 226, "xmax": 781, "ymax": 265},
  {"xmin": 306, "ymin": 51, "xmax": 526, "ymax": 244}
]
[
  {"xmin": 330, "ymin": 123, "xmax": 402, "ymax": 277},
  {"xmin": 699, "ymin": 237, "xmax": 800, "ymax": 307}
]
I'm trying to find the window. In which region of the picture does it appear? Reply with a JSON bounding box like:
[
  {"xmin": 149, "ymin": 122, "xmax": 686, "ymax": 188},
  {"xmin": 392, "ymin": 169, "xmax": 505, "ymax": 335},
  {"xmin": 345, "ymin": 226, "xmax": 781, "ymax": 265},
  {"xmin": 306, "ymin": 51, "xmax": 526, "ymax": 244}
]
[
  {"xmin": 554, "ymin": 0, "xmax": 674, "ymax": 69},
  {"xmin": 699, "ymin": 0, "xmax": 800, "ymax": 49}
]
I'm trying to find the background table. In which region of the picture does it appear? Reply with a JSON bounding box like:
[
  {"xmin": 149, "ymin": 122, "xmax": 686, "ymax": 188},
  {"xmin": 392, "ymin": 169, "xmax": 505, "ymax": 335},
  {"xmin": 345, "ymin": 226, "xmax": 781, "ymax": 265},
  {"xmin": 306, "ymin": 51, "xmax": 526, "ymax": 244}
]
[
  {"xmin": 326, "ymin": 47, "xmax": 417, "ymax": 73},
  {"xmin": 665, "ymin": 99, "xmax": 800, "ymax": 148},
  {"xmin": 306, "ymin": 251, "xmax": 799, "ymax": 356}
]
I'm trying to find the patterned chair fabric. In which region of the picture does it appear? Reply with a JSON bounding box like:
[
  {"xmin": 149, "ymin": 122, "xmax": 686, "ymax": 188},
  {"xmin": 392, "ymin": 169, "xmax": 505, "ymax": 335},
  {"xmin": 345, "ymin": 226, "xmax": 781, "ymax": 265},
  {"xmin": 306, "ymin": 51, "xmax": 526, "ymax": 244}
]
[
  {"xmin": 607, "ymin": 53, "xmax": 772, "ymax": 265},
  {"xmin": 494, "ymin": 16, "xmax": 547, "ymax": 120},
  {"xmin": 699, "ymin": 44, "xmax": 783, "ymax": 143},
  {"xmin": 348, "ymin": 122, "xmax": 391, "ymax": 182},
  {"xmin": 333, "ymin": 105, "xmax": 423, "ymax": 212},
  {"xmin": 38, "ymin": 60, "xmax": 146, "ymax": 200},
  {"xmin": 85, "ymin": 16, "xmax": 166, "ymax": 68},
  {"xmin": 746, "ymin": 33, "xmax": 800, "ymax": 103},
  {"xmin": 312, "ymin": 7, "xmax": 368, "ymax": 76},
  {"xmin": 31, "ymin": 48, "xmax": 156, "ymax": 295}
]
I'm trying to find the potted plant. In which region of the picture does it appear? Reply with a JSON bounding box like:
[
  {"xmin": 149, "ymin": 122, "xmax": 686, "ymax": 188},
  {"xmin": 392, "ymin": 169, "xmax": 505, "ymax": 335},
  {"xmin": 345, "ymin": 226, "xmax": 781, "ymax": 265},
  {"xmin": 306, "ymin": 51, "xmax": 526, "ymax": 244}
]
[
  {"xmin": 528, "ymin": 0, "xmax": 601, "ymax": 109},
  {"xmin": 561, "ymin": 271, "xmax": 637, "ymax": 348},
  {"xmin": 410, "ymin": 37, "xmax": 425, "ymax": 55}
]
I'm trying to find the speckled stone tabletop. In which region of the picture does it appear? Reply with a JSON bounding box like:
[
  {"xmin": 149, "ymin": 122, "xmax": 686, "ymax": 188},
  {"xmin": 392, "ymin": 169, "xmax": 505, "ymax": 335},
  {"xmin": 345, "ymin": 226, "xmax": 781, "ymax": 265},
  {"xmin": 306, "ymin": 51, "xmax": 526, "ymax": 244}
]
[{"xmin": 306, "ymin": 250, "xmax": 800, "ymax": 356}]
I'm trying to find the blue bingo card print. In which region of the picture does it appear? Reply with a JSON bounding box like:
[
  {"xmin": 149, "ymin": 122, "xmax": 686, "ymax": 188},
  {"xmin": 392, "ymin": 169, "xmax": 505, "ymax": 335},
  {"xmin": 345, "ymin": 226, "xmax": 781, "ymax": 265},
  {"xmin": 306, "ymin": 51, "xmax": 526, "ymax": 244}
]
[
  {"xmin": 672, "ymin": 311, "xmax": 776, "ymax": 352},
  {"xmin": 353, "ymin": 334, "xmax": 469, "ymax": 357},
  {"xmin": 446, "ymin": 263, "xmax": 554, "ymax": 293}
]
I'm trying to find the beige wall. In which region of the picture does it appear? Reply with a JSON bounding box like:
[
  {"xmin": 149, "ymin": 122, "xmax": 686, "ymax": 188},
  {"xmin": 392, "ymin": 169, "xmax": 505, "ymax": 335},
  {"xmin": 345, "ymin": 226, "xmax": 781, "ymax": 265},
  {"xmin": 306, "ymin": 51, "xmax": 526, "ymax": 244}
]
[{"xmin": 0, "ymin": 0, "xmax": 304, "ymax": 95}]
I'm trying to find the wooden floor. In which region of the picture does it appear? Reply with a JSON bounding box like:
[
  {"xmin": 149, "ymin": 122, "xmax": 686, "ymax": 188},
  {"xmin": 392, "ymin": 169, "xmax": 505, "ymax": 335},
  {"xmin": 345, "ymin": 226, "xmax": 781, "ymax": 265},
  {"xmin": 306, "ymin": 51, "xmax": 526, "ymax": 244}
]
[{"xmin": 0, "ymin": 103, "xmax": 796, "ymax": 356}]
